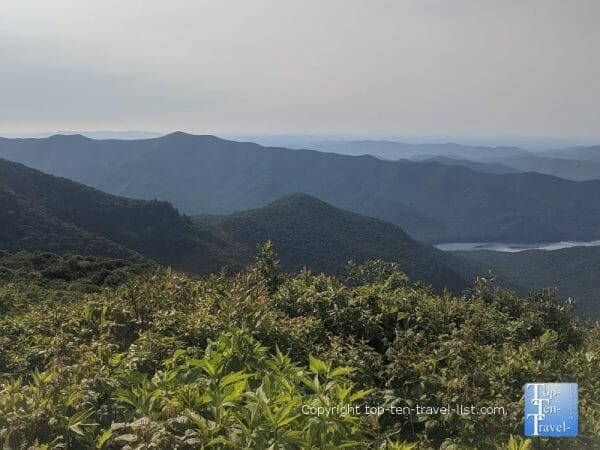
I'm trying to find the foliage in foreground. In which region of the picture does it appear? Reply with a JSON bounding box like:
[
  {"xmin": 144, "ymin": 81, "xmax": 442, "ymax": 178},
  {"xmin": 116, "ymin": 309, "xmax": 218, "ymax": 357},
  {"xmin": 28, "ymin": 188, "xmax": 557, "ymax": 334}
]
[{"xmin": 0, "ymin": 245, "xmax": 598, "ymax": 449}]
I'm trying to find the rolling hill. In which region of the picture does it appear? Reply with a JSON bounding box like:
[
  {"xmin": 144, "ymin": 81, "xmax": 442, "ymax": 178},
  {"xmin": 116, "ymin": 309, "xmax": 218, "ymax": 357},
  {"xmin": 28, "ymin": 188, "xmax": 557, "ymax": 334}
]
[
  {"xmin": 453, "ymin": 247, "xmax": 600, "ymax": 318},
  {"xmin": 2, "ymin": 133, "xmax": 600, "ymax": 243},
  {"xmin": 197, "ymin": 194, "xmax": 469, "ymax": 291},
  {"xmin": 0, "ymin": 158, "xmax": 466, "ymax": 290}
]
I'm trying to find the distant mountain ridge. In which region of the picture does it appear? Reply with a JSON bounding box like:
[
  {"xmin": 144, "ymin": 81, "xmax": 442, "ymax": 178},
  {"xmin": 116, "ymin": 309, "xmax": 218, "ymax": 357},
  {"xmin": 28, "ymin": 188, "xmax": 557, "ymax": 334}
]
[
  {"xmin": 417, "ymin": 153, "xmax": 600, "ymax": 181},
  {"xmin": 2, "ymin": 133, "xmax": 600, "ymax": 243},
  {"xmin": 413, "ymin": 156, "xmax": 520, "ymax": 175},
  {"xmin": 0, "ymin": 158, "xmax": 466, "ymax": 290},
  {"xmin": 306, "ymin": 140, "xmax": 529, "ymax": 161},
  {"xmin": 545, "ymin": 145, "xmax": 600, "ymax": 161},
  {"xmin": 463, "ymin": 153, "xmax": 600, "ymax": 181}
]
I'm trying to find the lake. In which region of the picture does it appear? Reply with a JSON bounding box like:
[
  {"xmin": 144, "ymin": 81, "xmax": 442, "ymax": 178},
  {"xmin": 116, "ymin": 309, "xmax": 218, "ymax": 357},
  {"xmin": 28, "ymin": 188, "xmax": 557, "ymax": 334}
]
[{"xmin": 435, "ymin": 240, "xmax": 600, "ymax": 252}]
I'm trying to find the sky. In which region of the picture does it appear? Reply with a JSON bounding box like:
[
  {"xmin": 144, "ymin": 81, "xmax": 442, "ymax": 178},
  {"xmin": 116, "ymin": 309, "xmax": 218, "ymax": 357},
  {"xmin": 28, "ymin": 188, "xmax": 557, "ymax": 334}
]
[{"xmin": 1, "ymin": 0, "xmax": 600, "ymax": 141}]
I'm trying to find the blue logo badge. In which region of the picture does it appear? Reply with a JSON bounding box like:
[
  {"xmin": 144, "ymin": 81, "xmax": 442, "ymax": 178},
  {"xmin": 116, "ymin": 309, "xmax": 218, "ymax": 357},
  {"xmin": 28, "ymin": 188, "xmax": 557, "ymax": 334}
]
[{"xmin": 524, "ymin": 383, "xmax": 577, "ymax": 437}]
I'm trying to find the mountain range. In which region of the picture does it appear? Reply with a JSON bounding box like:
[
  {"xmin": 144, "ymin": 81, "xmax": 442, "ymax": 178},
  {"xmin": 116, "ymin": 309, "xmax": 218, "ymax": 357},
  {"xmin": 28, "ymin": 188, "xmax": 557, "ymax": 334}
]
[
  {"xmin": 413, "ymin": 156, "xmax": 520, "ymax": 175},
  {"xmin": 545, "ymin": 145, "xmax": 600, "ymax": 161},
  {"xmin": 1, "ymin": 133, "xmax": 600, "ymax": 243},
  {"xmin": 252, "ymin": 138, "xmax": 600, "ymax": 181},
  {"xmin": 303, "ymin": 140, "xmax": 529, "ymax": 161},
  {"xmin": 0, "ymin": 157, "xmax": 467, "ymax": 291},
  {"xmin": 306, "ymin": 140, "xmax": 600, "ymax": 180},
  {"xmin": 495, "ymin": 154, "xmax": 600, "ymax": 181}
]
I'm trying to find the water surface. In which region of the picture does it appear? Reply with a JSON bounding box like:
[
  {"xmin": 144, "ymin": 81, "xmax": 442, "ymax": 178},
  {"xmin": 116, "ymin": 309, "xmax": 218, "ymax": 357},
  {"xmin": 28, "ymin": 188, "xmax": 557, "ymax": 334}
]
[{"xmin": 435, "ymin": 240, "xmax": 600, "ymax": 252}]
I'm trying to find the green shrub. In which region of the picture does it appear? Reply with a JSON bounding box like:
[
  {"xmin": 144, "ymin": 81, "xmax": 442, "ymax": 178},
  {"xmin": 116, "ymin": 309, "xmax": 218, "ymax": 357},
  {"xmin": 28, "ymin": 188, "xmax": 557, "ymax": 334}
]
[{"xmin": 0, "ymin": 250, "xmax": 597, "ymax": 449}]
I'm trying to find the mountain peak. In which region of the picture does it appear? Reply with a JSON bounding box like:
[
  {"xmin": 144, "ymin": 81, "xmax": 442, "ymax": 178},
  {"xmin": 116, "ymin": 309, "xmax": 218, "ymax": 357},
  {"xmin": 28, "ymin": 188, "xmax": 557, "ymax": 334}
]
[
  {"xmin": 160, "ymin": 131, "xmax": 222, "ymax": 141},
  {"xmin": 163, "ymin": 131, "xmax": 194, "ymax": 138},
  {"xmin": 267, "ymin": 193, "xmax": 329, "ymax": 209},
  {"xmin": 208, "ymin": 193, "xmax": 468, "ymax": 291},
  {"xmin": 156, "ymin": 132, "xmax": 237, "ymax": 148},
  {"xmin": 48, "ymin": 133, "xmax": 91, "ymax": 141}
]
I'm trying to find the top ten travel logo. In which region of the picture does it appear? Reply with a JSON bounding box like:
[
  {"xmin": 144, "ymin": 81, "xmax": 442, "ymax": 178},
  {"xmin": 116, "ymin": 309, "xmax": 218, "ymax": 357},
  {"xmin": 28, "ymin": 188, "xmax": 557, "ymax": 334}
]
[{"xmin": 524, "ymin": 383, "xmax": 578, "ymax": 437}]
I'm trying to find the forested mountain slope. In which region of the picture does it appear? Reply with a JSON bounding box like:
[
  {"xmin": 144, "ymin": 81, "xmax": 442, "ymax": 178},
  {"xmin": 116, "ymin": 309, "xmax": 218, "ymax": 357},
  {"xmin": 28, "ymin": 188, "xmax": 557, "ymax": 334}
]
[
  {"xmin": 0, "ymin": 159, "xmax": 466, "ymax": 290},
  {"xmin": 0, "ymin": 158, "xmax": 235, "ymax": 272},
  {"xmin": 198, "ymin": 194, "xmax": 469, "ymax": 291},
  {"xmin": 453, "ymin": 247, "xmax": 600, "ymax": 318}
]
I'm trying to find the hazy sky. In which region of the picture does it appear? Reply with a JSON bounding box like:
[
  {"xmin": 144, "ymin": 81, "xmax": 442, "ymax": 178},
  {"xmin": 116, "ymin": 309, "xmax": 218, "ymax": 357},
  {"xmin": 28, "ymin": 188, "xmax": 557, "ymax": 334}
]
[{"xmin": 1, "ymin": 0, "xmax": 599, "ymax": 138}]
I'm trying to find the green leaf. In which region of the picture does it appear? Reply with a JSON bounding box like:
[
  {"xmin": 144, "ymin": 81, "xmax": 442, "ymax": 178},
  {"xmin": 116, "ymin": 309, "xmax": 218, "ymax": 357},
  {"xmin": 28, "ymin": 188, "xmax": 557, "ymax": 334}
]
[
  {"xmin": 309, "ymin": 355, "xmax": 328, "ymax": 375},
  {"xmin": 96, "ymin": 429, "xmax": 113, "ymax": 449},
  {"xmin": 349, "ymin": 389, "xmax": 372, "ymax": 402},
  {"xmin": 219, "ymin": 371, "xmax": 252, "ymax": 389},
  {"xmin": 330, "ymin": 367, "xmax": 353, "ymax": 378}
]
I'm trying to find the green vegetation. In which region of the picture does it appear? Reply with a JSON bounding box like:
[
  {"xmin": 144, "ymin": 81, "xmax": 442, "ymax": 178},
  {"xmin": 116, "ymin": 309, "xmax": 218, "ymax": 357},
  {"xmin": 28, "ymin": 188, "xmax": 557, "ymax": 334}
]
[
  {"xmin": 0, "ymin": 251, "xmax": 154, "ymax": 306},
  {"xmin": 454, "ymin": 247, "xmax": 600, "ymax": 319},
  {"xmin": 0, "ymin": 246, "xmax": 597, "ymax": 449}
]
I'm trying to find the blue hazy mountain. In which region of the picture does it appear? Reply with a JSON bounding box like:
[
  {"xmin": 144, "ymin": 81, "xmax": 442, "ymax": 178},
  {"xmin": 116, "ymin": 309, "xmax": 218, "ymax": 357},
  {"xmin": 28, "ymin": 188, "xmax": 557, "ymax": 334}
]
[
  {"xmin": 412, "ymin": 156, "xmax": 521, "ymax": 175},
  {"xmin": 544, "ymin": 145, "xmax": 600, "ymax": 161},
  {"xmin": 304, "ymin": 140, "xmax": 528, "ymax": 160},
  {"xmin": 2, "ymin": 133, "xmax": 600, "ymax": 243}
]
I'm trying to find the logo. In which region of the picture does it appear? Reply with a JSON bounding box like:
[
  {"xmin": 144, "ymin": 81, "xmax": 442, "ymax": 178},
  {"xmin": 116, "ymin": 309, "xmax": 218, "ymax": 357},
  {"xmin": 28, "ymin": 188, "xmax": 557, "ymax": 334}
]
[{"xmin": 524, "ymin": 383, "xmax": 577, "ymax": 437}]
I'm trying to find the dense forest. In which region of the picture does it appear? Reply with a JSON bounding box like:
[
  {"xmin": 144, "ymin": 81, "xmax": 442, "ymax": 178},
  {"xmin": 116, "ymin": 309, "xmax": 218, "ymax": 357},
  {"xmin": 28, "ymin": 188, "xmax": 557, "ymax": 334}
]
[
  {"xmin": 0, "ymin": 252, "xmax": 155, "ymax": 294},
  {"xmin": 197, "ymin": 194, "xmax": 468, "ymax": 292},
  {"xmin": 0, "ymin": 245, "xmax": 597, "ymax": 449},
  {"xmin": 454, "ymin": 247, "xmax": 600, "ymax": 318}
]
